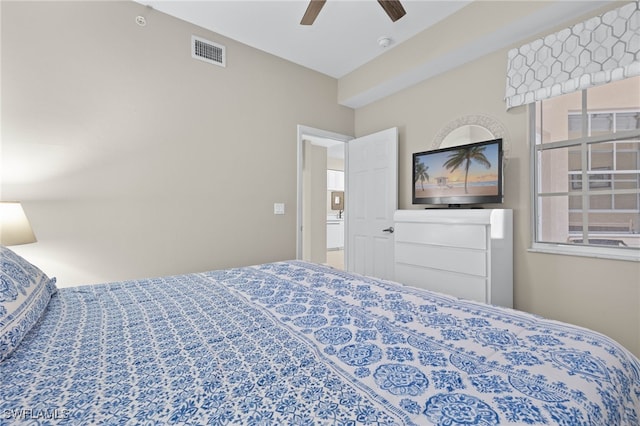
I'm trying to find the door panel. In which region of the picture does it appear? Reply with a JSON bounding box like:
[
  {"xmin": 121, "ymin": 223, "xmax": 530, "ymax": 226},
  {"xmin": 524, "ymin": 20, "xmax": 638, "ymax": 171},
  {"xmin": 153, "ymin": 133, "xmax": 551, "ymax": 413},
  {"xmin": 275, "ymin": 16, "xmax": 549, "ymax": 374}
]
[
  {"xmin": 346, "ymin": 127, "xmax": 398, "ymax": 280},
  {"xmin": 372, "ymin": 168, "xmax": 389, "ymax": 219},
  {"xmin": 353, "ymin": 235, "xmax": 367, "ymax": 273}
]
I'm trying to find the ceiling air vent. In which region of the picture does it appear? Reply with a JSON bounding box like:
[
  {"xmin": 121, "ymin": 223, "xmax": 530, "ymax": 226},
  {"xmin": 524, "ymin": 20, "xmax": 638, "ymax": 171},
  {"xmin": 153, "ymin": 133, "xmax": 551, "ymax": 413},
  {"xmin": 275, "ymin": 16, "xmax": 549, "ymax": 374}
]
[{"xmin": 192, "ymin": 35, "xmax": 226, "ymax": 67}]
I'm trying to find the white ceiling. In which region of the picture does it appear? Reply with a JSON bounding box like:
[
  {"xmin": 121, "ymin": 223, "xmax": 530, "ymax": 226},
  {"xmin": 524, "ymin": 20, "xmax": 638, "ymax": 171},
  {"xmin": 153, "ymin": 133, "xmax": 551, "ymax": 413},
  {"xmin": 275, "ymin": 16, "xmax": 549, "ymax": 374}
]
[
  {"xmin": 135, "ymin": 0, "xmax": 472, "ymax": 78},
  {"xmin": 134, "ymin": 0, "xmax": 613, "ymax": 101}
]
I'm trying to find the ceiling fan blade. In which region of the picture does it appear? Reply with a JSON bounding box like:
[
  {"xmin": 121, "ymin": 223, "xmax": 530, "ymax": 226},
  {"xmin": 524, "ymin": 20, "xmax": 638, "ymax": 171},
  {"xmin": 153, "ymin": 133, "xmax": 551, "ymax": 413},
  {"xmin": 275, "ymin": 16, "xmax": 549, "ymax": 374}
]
[
  {"xmin": 300, "ymin": 0, "xmax": 327, "ymax": 25},
  {"xmin": 377, "ymin": 0, "xmax": 406, "ymax": 22}
]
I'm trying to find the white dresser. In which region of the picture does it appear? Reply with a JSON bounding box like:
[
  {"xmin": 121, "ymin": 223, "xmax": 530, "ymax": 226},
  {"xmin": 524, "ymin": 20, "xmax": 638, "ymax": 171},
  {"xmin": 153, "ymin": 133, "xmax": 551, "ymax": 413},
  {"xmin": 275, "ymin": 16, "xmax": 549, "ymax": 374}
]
[{"xmin": 393, "ymin": 209, "xmax": 513, "ymax": 308}]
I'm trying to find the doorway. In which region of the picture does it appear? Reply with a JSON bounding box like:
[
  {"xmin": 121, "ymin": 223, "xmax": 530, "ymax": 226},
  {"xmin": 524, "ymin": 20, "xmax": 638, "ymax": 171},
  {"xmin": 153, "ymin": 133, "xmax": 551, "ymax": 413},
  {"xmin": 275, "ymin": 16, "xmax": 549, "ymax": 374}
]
[{"xmin": 296, "ymin": 125, "xmax": 352, "ymax": 270}]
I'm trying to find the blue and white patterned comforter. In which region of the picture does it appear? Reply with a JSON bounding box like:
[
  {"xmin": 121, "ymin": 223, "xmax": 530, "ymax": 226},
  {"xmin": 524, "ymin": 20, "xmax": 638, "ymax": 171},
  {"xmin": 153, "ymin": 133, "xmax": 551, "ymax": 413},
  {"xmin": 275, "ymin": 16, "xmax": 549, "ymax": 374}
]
[{"xmin": 1, "ymin": 261, "xmax": 639, "ymax": 425}]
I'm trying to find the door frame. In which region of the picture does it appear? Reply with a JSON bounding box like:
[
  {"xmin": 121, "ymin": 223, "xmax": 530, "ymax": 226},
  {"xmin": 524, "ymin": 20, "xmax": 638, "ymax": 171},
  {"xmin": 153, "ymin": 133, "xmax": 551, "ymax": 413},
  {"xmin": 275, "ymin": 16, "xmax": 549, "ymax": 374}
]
[{"xmin": 296, "ymin": 125, "xmax": 352, "ymax": 263}]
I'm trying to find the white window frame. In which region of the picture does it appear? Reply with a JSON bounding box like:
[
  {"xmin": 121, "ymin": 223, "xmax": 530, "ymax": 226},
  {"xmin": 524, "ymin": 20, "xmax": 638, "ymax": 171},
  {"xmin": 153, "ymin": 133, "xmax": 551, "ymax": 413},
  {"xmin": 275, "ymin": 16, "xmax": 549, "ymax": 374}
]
[
  {"xmin": 529, "ymin": 96, "xmax": 640, "ymax": 262},
  {"xmin": 567, "ymin": 109, "xmax": 640, "ymax": 214}
]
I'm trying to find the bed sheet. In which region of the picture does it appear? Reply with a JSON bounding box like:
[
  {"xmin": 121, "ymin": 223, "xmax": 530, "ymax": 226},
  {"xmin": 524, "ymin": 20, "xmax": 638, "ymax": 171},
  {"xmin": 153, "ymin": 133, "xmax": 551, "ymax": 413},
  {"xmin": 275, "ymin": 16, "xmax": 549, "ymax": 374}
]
[{"xmin": 1, "ymin": 260, "xmax": 639, "ymax": 425}]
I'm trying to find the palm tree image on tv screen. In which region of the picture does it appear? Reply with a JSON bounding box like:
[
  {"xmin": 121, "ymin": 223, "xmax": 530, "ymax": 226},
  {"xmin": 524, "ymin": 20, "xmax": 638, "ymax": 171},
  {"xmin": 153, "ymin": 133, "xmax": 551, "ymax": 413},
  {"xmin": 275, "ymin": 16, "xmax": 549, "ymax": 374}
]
[{"xmin": 414, "ymin": 142, "xmax": 500, "ymax": 200}]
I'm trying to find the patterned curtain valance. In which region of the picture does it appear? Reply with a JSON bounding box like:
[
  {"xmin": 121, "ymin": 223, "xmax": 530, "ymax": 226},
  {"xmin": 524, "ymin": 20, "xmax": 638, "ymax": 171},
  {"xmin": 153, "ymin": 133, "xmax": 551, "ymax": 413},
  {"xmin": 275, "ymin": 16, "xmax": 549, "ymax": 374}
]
[{"xmin": 505, "ymin": 1, "xmax": 640, "ymax": 109}]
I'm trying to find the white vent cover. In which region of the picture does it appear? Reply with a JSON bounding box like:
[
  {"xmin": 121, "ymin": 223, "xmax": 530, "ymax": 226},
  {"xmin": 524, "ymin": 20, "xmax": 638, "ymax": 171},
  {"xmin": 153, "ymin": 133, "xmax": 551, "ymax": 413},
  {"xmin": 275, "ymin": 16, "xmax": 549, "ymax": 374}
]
[{"xmin": 192, "ymin": 35, "xmax": 226, "ymax": 67}]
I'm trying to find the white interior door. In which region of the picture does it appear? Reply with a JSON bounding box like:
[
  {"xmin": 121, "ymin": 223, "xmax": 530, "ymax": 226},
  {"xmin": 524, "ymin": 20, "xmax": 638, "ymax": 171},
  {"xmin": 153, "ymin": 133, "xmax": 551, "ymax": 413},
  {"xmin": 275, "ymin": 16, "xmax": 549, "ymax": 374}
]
[{"xmin": 346, "ymin": 127, "xmax": 398, "ymax": 280}]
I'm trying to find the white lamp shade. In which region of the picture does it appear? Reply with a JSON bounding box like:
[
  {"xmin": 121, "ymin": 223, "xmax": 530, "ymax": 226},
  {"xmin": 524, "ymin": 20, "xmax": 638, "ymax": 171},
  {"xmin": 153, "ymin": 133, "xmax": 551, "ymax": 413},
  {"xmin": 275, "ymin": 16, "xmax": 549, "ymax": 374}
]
[{"xmin": 0, "ymin": 202, "xmax": 37, "ymax": 246}]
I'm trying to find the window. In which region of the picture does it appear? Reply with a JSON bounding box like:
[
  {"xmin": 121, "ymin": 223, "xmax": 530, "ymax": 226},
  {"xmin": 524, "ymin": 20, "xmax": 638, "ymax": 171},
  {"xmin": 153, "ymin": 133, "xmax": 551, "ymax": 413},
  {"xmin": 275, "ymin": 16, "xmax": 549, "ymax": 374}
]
[{"xmin": 531, "ymin": 76, "xmax": 640, "ymax": 260}]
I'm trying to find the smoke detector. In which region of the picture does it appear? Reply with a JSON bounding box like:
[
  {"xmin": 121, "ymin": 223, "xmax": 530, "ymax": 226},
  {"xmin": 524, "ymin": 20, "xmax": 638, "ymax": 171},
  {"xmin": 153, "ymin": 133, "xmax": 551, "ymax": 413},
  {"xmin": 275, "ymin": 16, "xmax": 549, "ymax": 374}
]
[{"xmin": 377, "ymin": 36, "xmax": 393, "ymax": 48}]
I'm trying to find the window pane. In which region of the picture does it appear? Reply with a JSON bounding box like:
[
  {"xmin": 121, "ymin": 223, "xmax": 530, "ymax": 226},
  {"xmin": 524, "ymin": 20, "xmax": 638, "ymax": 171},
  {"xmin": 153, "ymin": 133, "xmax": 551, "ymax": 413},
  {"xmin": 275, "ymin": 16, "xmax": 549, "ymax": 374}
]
[
  {"xmin": 568, "ymin": 208, "xmax": 582, "ymax": 232},
  {"xmin": 568, "ymin": 194, "xmax": 582, "ymax": 209},
  {"xmin": 539, "ymin": 147, "xmax": 570, "ymax": 193},
  {"xmin": 613, "ymin": 173, "xmax": 640, "ymax": 193},
  {"xmin": 616, "ymin": 145, "xmax": 639, "ymax": 170},
  {"xmin": 568, "ymin": 146, "xmax": 581, "ymax": 172},
  {"xmin": 590, "ymin": 193, "xmax": 612, "ymax": 209},
  {"xmin": 584, "ymin": 208, "xmax": 633, "ymax": 232},
  {"xmin": 617, "ymin": 112, "xmax": 640, "ymax": 131},
  {"xmin": 587, "ymin": 77, "xmax": 640, "ymax": 124},
  {"xmin": 587, "ymin": 169, "xmax": 612, "ymax": 193},
  {"xmin": 568, "ymin": 114, "xmax": 583, "ymax": 139},
  {"xmin": 567, "ymin": 202, "xmax": 639, "ymax": 248},
  {"xmin": 590, "ymin": 113, "xmax": 613, "ymax": 136},
  {"xmin": 614, "ymin": 173, "xmax": 639, "ymax": 189},
  {"xmin": 589, "ymin": 141, "xmax": 613, "ymax": 171},
  {"xmin": 582, "ymin": 196, "xmax": 639, "ymax": 248},
  {"xmin": 615, "ymin": 193, "xmax": 638, "ymax": 210},
  {"xmin": 538, "ymin": 91, "xmax": 582, "ymax": 144},
  {"xmin": 537, "ymin": 195, "xmax": 572, "ymax": 243}
]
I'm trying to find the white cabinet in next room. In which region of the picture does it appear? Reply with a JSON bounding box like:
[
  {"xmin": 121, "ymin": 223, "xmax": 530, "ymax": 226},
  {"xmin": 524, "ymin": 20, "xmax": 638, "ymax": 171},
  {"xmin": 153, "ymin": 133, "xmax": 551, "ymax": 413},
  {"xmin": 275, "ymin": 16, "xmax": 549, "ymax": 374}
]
[
  {"xmin": 327, "ymin": 170, "xmax": 344, "ymax": 191},
  {"xmin": 327, "ymin": 219, "xmax": 344, "ymax": 249}
]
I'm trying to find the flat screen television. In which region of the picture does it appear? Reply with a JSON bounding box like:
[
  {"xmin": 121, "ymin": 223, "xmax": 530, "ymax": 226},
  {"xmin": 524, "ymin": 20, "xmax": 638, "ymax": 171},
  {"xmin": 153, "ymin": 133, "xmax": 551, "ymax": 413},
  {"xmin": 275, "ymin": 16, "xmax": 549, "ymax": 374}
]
[{"xmin": 412, "ymin": 138, "xmax": 503, "ymax": 207}]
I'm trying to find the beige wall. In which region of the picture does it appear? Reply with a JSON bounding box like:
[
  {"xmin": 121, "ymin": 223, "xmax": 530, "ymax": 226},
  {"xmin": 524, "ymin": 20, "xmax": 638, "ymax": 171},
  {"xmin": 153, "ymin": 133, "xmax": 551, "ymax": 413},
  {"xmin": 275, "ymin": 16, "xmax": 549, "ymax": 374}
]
[
  {"xmin": 351, "ymin": 4, "xmax": 640, "ymax": 356},
  {"xmin": 339, "ymin": 1, "xmax": 551, "ymax": 106},
  {"xmin": 1, "ymin": 1, "xmax": 353, "ymax": 285}
]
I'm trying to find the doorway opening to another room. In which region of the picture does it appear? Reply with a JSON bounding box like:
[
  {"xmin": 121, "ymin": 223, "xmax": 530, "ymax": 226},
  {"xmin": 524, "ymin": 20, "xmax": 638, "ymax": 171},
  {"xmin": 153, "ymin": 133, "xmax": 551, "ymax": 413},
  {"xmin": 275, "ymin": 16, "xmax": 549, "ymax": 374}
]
[{"xmin": 296, "ymin": 125, "xmax": 351, "ymax": 271}]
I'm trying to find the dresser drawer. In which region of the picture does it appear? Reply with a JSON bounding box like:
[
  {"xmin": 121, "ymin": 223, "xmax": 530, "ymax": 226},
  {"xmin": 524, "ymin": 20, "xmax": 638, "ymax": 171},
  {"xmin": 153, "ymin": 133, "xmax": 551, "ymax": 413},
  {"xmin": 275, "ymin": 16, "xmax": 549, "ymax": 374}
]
[
  {"xmin": 395, "ymin": 222, "xmax": 487, "ymax": 250},
  {"xmin": 395, "ymin": 264, "xmax": 488, "ymax": 303},
  {"xmin": 395, "ymin": 242, "xmax": 487, "ymax": 277}
]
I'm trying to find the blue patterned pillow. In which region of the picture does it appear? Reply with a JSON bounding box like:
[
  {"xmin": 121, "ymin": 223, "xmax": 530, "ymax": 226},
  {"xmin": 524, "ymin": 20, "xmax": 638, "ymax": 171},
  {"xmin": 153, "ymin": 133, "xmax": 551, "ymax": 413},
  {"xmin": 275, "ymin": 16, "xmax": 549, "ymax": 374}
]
[{"xmin": 0, "ymin": 246, "xmax": 57, "ymax": 362}]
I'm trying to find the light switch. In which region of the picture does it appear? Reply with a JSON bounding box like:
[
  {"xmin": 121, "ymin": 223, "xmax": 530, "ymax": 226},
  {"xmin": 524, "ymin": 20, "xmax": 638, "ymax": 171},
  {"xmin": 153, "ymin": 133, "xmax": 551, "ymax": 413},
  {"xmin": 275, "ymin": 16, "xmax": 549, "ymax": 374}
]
[{"xmin": 274, "ymin": 203, "xmax": 285, "ymax": 215}]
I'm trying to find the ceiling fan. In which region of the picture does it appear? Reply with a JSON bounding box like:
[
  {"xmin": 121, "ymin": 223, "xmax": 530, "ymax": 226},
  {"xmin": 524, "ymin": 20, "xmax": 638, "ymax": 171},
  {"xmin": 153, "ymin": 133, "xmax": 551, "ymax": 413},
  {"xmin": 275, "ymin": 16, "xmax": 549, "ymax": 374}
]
[{"xmin": 300, "ymin": 0, "xmax": 406, "ymax": 25}]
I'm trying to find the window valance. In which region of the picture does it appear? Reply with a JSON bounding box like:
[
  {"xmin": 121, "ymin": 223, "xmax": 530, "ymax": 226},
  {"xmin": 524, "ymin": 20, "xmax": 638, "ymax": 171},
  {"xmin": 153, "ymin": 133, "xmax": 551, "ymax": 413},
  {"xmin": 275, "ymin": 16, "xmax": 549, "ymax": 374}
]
[{"xmin": 505, "ymin": 1, "xmax": 639, "ymax": 109}]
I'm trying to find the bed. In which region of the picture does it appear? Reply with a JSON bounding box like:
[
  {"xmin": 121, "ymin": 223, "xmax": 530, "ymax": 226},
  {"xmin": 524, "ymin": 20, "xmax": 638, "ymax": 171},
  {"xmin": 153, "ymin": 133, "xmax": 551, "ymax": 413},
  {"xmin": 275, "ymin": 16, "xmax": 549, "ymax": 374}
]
[{"xmin": 1, "ymin": 246, "xmax": 639, "ymax": 425}]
